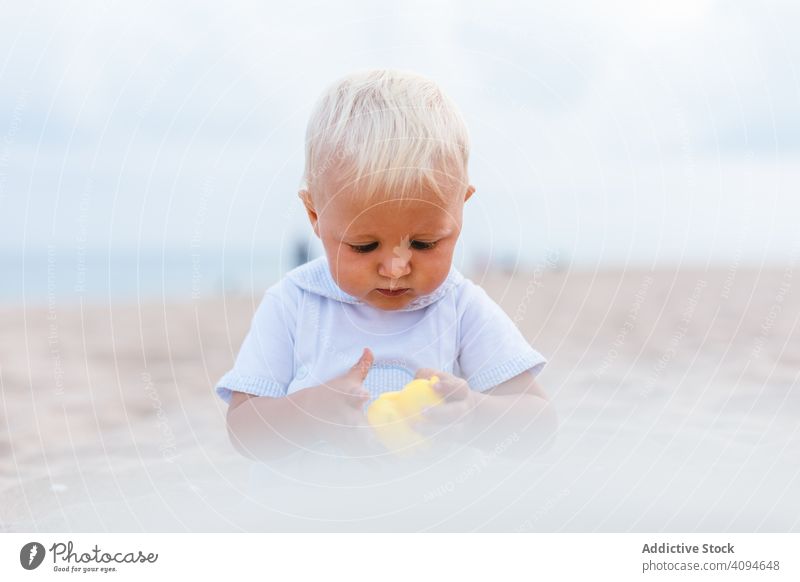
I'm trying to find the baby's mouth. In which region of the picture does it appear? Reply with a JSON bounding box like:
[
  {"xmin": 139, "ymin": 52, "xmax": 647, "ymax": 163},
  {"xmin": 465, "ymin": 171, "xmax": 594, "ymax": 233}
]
[
  {"xmin": 374, "ymin": 279, "xmax": 411, "ymax": 297},
  {"xmin": 376, "ymin": 288, "xmax": 409, "ymax": 297},
  {"xmin": 383, "ymin": 279, "xmax": 408, "ymax": 291}
]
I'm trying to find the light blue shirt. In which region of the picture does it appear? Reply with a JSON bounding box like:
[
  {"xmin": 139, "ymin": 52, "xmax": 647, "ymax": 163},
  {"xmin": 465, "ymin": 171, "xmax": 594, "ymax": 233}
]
[{"xmin": 215, "ymin": 257, "xmax": 546, "ymax": 404}]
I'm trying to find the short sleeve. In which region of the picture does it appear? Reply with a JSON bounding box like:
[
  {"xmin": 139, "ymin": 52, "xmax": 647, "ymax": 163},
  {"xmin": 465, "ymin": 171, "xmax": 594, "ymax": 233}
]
[
  {"xmin": 214, "ymin": 282, "xmax": 299, "ymax": 404},
  {"xmin": 456, "ymin": 281, "xmax": 547, "ymax": 391}
]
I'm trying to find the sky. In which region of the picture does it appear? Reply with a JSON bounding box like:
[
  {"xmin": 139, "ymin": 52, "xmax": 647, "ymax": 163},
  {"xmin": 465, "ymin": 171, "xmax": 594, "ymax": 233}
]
[{"xmin": 1, "ymin": 0, "xmax": 799, "ymax": 273}]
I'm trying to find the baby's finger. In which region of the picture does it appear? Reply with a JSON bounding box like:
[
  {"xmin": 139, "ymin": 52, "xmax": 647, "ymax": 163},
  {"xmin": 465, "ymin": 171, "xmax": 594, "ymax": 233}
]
[
  {"xmin": 348, "ymin": 348, "xmax": 374, "ymax": 382},
  {"xmin": 414, "ymin": 368, "xmax": 440, "ymax": 380},
  {"xmin": 430, "ymin": 377, "xmax": 452, "ymax": 397},
  {"xmin": 432, "ymin": 377, "xmax": 466, "ymax": 400}
]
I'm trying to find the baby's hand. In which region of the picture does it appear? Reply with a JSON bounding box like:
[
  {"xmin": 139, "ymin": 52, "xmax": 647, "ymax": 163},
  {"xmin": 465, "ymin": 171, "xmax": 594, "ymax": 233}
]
[
  {"xmin": 302, "ymin": 348, "xmax": 379, "ymax": 456},
  {"xmin": 413, "ymin": 368, "xmax": 479, "ymax": 444}
]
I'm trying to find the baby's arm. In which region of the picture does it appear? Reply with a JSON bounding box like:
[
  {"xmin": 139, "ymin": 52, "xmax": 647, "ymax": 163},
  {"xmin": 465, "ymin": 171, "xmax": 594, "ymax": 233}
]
[
  {"xmin": 416, "ymin": 369, "xmax": 557, "ymax": 456},
  {"xmin": 473, "ymin": 371, "xmax": 558, "ymax": 454},
  {"xmin": 225, "ymin": 348, "xmax": 376, "ymax": 461},
  {"xmin": 226, "ymin": 389, "xmax": 322, "ymax": 460}
]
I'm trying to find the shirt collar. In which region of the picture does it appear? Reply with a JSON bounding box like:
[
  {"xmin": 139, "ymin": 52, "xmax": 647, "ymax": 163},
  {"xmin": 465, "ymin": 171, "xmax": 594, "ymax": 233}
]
[{"xmin": 287, "ymin": 256, "xmax": 463, "ymax": 312}]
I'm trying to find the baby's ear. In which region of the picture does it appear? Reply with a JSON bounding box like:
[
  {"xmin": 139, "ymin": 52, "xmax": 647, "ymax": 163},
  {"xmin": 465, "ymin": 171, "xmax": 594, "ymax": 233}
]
[
  {"xmin": 464, "ymin": 184, "xmax": 476, "ymax": 203},
  {"xmin": 298, "ymin": 190, "xmax": 320, "ymax": 237}
]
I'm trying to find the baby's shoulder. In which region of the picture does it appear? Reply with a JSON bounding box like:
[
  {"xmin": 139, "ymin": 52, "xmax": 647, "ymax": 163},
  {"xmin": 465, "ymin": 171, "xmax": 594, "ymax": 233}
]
[
  {"xmin": 452, "ymin": 276, "xmax": 489, "ymax": 311},
  {"xmin": 249, "ymin": 271, "xmax": 309, "ymax": 329}
]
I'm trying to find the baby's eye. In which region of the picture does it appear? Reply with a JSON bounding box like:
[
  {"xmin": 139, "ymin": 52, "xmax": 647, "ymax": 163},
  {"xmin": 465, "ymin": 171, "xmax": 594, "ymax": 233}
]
[
  {"xmin": 349, "ymin": 242, "xmax": 379, "ymax": 253},
  {"xmin": 410, "ymin": 240, "xmax": 437, "ymax": 251}
]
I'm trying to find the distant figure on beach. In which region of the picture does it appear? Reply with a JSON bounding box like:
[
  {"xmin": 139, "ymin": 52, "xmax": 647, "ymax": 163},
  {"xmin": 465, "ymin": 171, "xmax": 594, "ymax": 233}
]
[
  {"xmin": 292, "ymin": 236, "xmax": 311, "ymax": 268},
  {"xmin": 218, "ymin": 69, "xmax": 557, "ymax": 463}
]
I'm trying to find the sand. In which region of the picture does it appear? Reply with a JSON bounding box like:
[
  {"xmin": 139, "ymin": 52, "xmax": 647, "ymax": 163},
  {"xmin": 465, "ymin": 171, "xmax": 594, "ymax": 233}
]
[{"xmin": 1, "ymin": 265, "xmax": 798, "ymax": 531}]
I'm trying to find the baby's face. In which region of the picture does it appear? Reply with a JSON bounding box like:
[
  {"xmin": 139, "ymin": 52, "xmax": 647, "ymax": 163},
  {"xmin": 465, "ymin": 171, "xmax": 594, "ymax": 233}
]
[{"xmin": 307, "ymin": 180, "xmax": 474, "ymax": 311}]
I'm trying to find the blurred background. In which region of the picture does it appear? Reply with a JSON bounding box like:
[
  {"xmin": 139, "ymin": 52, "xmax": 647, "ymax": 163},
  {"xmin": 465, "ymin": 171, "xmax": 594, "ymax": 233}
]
[
  {"xmin": 2, "ymin": 0, "xmax": 799, "ymax": 301},
  {"xmin": 1, "ymin": 0, "xmax": 798, "ymax": 532}
]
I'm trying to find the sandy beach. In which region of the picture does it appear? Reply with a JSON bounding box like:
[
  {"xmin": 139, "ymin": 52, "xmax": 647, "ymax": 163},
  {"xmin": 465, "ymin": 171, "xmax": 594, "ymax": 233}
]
[{"xmin": 1, "ymin": 264, "xmax": 798, "ymax": 531}]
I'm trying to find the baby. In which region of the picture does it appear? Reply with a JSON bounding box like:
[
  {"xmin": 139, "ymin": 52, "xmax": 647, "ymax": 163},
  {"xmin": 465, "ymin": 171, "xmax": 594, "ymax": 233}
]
[{"xmin": 218, "ymin": 69, "xmax": 557, "ymax": 461}]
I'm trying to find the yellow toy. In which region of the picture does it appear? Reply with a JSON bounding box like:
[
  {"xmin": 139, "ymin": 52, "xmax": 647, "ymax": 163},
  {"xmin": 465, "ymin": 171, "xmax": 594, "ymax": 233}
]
[{"xmin": 367, "ymin": 376, "xmax": 442, "ymax": 454}]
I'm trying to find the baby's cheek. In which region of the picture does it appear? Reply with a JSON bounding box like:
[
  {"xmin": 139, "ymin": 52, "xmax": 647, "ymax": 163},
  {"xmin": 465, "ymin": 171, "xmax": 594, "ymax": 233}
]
[
  {"xmin": 342, "ymin": 263, "xmax": 372, "ymax": 293},
  {"xmin": 422, "ymin": 259, "xmax": 451, "ymax": 290}
]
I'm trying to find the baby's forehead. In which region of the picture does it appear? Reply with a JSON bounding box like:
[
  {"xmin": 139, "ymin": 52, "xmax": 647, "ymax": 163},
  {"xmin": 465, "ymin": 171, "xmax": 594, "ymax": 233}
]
[{"xmin": 327, "ymin": 194, "xmax": 460, "ymax": 237}]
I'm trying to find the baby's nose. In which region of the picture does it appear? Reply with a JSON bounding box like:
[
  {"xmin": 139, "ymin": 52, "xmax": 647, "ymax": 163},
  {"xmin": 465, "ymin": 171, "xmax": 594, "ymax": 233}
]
[
  {"xmin": 390, "ymin": 256, "xmax": 411, "ymax": 279},
  {"xmin": 378, "ymin": 256, "xmax": 410, "ymax": 278},
  {"xmin": 378, "ymin": 237, "xmax": 413, "ymax": 279}
]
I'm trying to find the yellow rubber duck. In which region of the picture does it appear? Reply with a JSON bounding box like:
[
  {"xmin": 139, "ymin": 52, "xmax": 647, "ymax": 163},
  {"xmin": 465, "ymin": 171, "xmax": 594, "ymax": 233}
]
[{"xmin": 367, "ymin": 376, "xmax": 442, "ymax": 455}]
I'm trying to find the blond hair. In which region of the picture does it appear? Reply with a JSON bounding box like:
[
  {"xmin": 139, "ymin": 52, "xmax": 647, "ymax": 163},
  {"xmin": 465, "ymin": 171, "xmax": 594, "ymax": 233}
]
[{"xmin": 303, "ymin": 69, "xmax": 470, "ymax": 203}]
